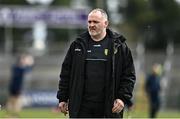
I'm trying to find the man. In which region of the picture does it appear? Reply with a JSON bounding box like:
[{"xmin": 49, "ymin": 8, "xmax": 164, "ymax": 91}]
[
  {"xmin": 145, "ymin": 63, "xmax": 162, "ymax": 118},
  {"xmin": 6, "ymin": 54, "xmax": 34, "ymax": 117},
  {"xmin": 57, "ymin": 8, "xmax": 136, "ymax": 118}
]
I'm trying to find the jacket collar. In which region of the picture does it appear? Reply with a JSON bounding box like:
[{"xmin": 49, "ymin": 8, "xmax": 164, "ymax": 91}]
[{"xmin": 76, "ymin": 28, "xmax": 126, "ymax": 45}]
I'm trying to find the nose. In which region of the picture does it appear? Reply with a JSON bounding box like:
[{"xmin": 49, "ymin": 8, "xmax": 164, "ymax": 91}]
[{"xmin": 88, "ymin": 22, "xmax": 95, "ymax": 27}]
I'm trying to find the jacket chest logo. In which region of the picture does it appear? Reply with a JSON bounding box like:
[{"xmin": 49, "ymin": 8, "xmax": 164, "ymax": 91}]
[
  {"xmin": 75, "ymin": 48, "xmax": 81, "ymax": 52},
  {"xmin": 104, "ymin": 49, "xmax": 108, "ymax": 56}
]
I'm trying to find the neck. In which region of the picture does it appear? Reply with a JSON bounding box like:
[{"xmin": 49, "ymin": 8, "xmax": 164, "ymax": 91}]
[{"xmin": 91, "ymin": 31, "xmax": 107, "ymax": 42}]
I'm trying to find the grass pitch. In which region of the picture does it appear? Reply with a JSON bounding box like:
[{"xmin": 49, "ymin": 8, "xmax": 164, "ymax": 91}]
[{"xmin": 0, "ymin": 107, "xmax": 180, "ymax": 118}]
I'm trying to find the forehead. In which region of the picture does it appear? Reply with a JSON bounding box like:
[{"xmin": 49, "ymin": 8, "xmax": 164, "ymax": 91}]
[{"xmin": 88, "ymin": 11, "xmax": 103, "ymax": 20}]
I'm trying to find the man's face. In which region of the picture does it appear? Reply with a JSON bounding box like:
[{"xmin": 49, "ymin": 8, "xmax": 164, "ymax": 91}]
[{"xmin": 88, "ymin": 11, "xmax": 108, "ymax": 37}]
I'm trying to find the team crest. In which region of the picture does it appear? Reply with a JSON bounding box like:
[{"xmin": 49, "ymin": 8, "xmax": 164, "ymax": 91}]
[{"xmin": 104, "ymin": 49, "xmax": 108, "ymax": 56}]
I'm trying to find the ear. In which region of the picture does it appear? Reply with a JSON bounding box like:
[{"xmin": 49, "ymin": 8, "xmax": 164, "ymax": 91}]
[{"xmin": 105, "ymin": 20, "xmax": 109, "ymax": 27}]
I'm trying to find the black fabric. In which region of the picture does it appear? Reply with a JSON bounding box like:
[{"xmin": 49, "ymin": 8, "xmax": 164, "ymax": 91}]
[
  {"xmin": 86, "ymin": 35, "xmax": 109, "ymax": 60},
  {"xmin": 78, "ymin": 101, "xmax": 105, "ymax": 118},
  {"xmin": 83, "ymin": 36, "xmax": 109, "ymax": 102},
  {"xmin": 57, "ymin": 29, "xmax": 136, "ymax": 118},
  {"xmin": 84, "ymin": 60, "xmax": 106, "ymax": 102}
]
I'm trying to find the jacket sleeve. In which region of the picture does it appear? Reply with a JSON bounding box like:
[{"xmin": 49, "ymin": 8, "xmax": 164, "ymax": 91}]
[
  {"xmin": 117, "ymin": 42, "xmax": 136, "ymax": 105},
  {"xmin": 57, "ymin": 42, "xmax": 74, "ymax": 103}
]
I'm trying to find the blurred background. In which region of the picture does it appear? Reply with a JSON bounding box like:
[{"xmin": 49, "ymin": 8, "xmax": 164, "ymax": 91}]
[{"xmin": 0, "ymin": 0, "xmax": 180, "ymax": 118}]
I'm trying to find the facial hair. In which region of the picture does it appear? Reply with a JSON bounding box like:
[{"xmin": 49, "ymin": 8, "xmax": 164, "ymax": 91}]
[{"xmin": 88, "ymin": 27, "xmax": 105, "ymax": 37}]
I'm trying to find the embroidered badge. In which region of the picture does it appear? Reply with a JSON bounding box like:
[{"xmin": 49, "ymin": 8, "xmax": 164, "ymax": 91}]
[
  {"xmin": 75, "ymin": 48, "xmax": 81, "ymax": 51},
  {"xmin": 93, "ymin": 44, "xmax": 101, "ymax": 47},
  {"xmin": 104, "ymin": 49, "xmax": 108, "ymax": 56},
  {"xmin": 87, "ymin": 50, "xmax": 91, "ymax": 53}
]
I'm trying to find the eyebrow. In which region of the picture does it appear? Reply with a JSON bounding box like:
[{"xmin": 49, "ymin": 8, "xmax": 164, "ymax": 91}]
[{"xmin": 88, "ymin": 20, "xmax": 100, "ymax": 23}]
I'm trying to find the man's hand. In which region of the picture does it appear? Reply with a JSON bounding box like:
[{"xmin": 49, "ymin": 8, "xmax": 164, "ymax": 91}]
[
  {"xmin": 58, "ymin": 102, "xmax": 68, "ymax": 116},
  {"xmin": 112, "ymin": 99, "xmax": 124, "ymax": 113}
]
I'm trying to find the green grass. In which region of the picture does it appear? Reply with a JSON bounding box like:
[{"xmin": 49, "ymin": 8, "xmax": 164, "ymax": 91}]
[
  {"xmin": 124, "ymin": 109, "xmax": 180, "ymax": 118},
  {"xmin": 0, "ymin": 107, "xmax": 180, "ymax": 118},
  {"xmin": 0, "ymin": 108, "xmax": 66, "ymax": 118}
]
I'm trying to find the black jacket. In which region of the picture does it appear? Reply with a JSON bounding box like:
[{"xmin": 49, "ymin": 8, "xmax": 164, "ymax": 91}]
[{"xmin": 57, "ymin": 29, "xmax": 136, "ymax": 118}]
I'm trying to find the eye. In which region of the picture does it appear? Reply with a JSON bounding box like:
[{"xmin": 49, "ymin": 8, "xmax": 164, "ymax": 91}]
[
  {"xmin": 88, "ymin": 21, "xmax": 92, "ymax": 24},
  {"xmin": 94, "ymin": 21, "xmax": 99, "ymax": 23}
]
